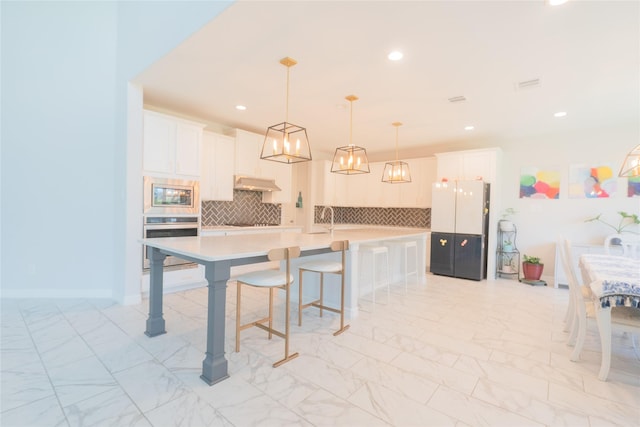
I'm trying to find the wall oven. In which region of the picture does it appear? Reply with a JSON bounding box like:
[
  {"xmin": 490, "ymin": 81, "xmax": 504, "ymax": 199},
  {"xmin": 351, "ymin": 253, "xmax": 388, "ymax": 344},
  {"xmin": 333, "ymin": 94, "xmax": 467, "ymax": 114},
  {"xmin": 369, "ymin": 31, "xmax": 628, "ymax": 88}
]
[
  {"xmin": 142, "ymin": 216, "xmax": 199, "ymax": 271},
  {"xmin": 143, "ymin": 176, "xmax": 199, "ymax": 215}
]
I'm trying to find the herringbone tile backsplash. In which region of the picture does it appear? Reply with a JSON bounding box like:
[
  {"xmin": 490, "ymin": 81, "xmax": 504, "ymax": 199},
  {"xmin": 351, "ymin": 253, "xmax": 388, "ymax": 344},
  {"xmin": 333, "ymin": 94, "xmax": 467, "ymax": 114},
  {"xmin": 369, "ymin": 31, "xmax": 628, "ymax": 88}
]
[
  {"xmin": 201, "ymin": 191, "xmax": 431, "ymax": 228},
  {"xmin": 202, "ymin": 191, "xmax": 281, "ymax": 226},
  {"xmin": 315, "ymin": 206, "xmax": 430, "ymax": 228}
]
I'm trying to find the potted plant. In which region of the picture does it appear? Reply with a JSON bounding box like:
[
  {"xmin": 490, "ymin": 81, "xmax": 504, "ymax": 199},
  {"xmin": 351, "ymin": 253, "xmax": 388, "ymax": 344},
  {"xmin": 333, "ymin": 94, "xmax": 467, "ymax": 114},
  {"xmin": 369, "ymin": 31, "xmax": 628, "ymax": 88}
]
[
  {"xmin": 585, "ymin": 211, "xmax": 640, "ymax": 236},
  {"xmin": 522, "ymin": 254, "xmax": 544, "ymax": 281},
  {"xmin": 503, "ymin": 239, "xmax": 514, "ymax": 252}
]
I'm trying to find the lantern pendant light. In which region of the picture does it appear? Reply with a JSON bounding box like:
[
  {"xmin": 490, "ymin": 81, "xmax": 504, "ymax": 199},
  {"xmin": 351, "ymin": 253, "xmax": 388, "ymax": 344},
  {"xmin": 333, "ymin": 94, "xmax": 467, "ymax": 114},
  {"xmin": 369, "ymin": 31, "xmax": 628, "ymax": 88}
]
[
  {"xmin": 260, "ymin": 57, "xmax": 312, "ymax": 164},
  {"xmin": 381, "ymin": 122, "xmax": 411, "ymax": 183},
  {"xmin": 331, "ymin": 95, "xmax": 370, "ymax": 175},
  {"xmin": 618, "ymin": 144, "xmax": 640, "ymax": 177}
]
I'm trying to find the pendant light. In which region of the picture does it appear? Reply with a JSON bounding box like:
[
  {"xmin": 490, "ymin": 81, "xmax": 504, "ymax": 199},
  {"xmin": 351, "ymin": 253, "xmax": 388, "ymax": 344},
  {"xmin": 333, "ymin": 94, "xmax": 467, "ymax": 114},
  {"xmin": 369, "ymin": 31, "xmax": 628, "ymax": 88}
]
[
  {"xmin": 618, "ymin": 144, "xmax": 640, "ymax": 177},
  {"xmin": 331, "ymin": 95, "xmax": 370, "ymax": 175},
  {"xmin": 260, "ymin": 57, "xmax": 312, "ymax": 164},
  {"xmin": 382, "ymin": 122, "xmax": 411, "ymax": 183}
]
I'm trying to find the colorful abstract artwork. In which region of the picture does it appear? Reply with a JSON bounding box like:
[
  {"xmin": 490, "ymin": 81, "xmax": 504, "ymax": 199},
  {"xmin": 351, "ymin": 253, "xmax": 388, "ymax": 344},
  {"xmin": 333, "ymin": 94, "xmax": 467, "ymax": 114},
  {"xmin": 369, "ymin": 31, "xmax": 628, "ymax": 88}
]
[
  {"xmin": 520, "ymin": 167, "xmax": 560, "ymax": 199},
  {"xmin": 628, "ymin": 176, "xmax": 640, "ymax": 197},
  {"xmin": 569, "ymin": 165, "xmax": 617, "ymax": 198}
]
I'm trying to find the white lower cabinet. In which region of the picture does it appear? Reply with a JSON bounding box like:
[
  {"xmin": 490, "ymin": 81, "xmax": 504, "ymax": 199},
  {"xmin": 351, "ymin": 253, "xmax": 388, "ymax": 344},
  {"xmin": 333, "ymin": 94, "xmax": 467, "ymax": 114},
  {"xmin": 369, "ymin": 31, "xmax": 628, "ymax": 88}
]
[{"xmin": 142, "ymin": 227, "xmax": 304, "ymax": 295}]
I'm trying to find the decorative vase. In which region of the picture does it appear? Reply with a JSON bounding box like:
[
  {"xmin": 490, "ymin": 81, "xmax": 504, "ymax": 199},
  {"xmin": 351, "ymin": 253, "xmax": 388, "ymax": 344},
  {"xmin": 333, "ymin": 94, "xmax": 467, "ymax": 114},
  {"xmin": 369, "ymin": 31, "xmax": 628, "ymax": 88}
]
[{"xmin": 522, "ymin": 262, "xmax": 544, "ymax": 281}]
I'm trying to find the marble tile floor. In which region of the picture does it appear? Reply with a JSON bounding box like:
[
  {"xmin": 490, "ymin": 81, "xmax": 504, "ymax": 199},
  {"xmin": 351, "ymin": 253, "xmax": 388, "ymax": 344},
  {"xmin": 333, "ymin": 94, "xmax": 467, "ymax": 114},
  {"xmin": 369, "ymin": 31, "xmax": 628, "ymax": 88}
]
[{"xmin": 2, "ymin": 274, "xmax": 639, "ymax": 427}]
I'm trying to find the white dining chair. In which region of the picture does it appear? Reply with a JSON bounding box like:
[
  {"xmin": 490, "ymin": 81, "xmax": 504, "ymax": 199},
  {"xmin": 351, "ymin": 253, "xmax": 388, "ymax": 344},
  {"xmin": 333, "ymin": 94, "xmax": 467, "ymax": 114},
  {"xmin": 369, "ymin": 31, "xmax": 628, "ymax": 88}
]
[
  {"xmin": 235, "ymin": 246, "xmax": 301, "ymax": 368},
  {"xmin": 298, "ymin": 240, "xmax": 350, "ymax": 336},
  {"xmin": 559, "ymin": 238, "xmax": 640, "ymax": 380}
]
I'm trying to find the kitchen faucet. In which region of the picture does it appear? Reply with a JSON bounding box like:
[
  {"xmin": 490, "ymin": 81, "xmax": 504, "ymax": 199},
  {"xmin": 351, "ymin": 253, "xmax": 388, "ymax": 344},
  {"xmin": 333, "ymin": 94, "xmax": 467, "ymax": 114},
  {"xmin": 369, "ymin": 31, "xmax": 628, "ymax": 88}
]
[{"xmin": 321, "ymin": 206, "xmax": 335, "ymax": 234}]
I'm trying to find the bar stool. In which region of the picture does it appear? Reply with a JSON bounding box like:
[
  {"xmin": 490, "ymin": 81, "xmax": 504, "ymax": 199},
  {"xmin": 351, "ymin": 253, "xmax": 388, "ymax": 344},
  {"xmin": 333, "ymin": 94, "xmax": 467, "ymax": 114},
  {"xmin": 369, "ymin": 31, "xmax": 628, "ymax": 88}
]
[
  {"xmin": 359, "ymin": 244, "xmax": 390, "ymax": 305},
  {"xmin": 384, "ymin": 239, "xmax": 418, "ymax": 292},
  {"xmin": 298, "ymin": 240, "xmax": 350, "ymax": 336},
  {"xmin": 235, "ymin": 246, "xmax": 300, "ymax": 368}
]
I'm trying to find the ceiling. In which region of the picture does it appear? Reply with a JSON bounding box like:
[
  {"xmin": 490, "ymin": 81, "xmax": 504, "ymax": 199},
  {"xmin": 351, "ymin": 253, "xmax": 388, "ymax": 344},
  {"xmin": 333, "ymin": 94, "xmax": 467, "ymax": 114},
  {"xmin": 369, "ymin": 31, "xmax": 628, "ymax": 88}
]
[{"xmin": 134, "ymin": 0, "xmax": 639, "ymax": 161}]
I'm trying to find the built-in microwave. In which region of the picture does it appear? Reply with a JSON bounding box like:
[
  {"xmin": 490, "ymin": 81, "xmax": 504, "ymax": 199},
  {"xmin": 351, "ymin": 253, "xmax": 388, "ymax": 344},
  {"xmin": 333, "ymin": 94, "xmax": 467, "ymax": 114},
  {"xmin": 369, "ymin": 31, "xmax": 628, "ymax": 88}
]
[{"xmin": 143, "ymin": 176, "xmax": 200, "ymax": 215}]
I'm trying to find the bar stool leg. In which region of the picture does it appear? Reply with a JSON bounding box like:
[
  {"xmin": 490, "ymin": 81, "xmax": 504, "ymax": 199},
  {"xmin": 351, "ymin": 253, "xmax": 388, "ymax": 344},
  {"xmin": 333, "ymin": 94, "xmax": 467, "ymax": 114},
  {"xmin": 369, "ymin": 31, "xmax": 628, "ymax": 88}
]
[
  {"xmin": 319, "ymin": 273, "xmax": 324, "ymax": 318},
  {"xmin": 236, "ymin": 281, "xmax": 241, "ymax": 352},
  {"xmin": 298, "ymin": 269, "xmax": 304, "ymax": 326}
]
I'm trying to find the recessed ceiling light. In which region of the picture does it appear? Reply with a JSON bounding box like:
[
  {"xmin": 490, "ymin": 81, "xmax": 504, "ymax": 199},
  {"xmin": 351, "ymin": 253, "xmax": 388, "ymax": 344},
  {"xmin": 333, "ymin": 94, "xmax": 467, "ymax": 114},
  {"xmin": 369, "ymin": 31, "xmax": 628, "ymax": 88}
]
[
  {"xmin": 554, "ymin": 111, "xmax": 567, "ymax": 117},
  {"xmin": 464, "ymin": 125, "xmax": 475, "ymax": 131},
  {"xmin": 448, "ymin": 96, "xmax": 467, "ymax": 103},
  {"xmin": 388, "ymin": 51, "xmax": 403, "ymax": 61},
  {"xmin": 548, "ymin": 0, "xmax": 568, "ymax": 6},
  {"xmin": 235, "ymin": 105, "xmax": 247, "ymax": 111}
]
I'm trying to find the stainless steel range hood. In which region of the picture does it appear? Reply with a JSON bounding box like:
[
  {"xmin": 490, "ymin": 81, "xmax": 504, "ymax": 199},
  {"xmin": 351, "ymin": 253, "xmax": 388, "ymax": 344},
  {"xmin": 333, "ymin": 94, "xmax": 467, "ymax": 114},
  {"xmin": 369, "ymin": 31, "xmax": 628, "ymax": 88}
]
[{"xmin": 234, "ymin": 175, "xmax": 281, "ymax": 192}]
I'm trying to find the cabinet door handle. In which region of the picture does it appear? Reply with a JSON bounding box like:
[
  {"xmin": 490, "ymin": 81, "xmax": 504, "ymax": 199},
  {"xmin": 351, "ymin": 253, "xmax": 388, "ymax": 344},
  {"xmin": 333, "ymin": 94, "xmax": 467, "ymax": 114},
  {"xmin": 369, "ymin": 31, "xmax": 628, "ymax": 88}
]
[{"xmin": 440, "ymin": 239, "xmax": 447, "ymax": 246}]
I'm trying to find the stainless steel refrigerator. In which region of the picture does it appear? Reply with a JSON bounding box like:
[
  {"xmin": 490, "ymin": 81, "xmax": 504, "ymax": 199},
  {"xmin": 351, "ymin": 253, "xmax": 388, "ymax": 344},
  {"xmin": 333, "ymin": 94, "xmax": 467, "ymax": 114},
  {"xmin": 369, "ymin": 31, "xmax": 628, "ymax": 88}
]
[{"xmin": 430, "ymin": 180, "xmax": 490, "ymax": 280}]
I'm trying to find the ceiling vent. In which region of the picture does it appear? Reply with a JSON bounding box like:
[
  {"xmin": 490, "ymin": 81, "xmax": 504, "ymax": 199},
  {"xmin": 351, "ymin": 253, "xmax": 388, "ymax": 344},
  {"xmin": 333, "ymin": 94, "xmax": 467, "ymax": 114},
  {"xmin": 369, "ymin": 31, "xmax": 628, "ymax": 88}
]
[
  {"xmin": 516, "ymin": 78, "xmax": 541, "ymax": 90},
  {"xmin": 448, "ymin": 96, "xmax": 466, "ymax": 103}
]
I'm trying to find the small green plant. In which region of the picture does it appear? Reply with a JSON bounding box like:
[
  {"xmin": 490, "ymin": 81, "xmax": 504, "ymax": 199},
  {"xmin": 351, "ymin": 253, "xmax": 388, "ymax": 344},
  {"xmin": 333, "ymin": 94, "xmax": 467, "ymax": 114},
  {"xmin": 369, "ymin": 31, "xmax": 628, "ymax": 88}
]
[
  {"xmin": 523, "ymin": 254, "xmax": 541, "ymax": 264},
  {"xmin": 501, "ymin": 208, "xmax": 518, "ymax": 219},
  {"xmin": 503, "ymin": 239, "xmax": 513, "ymax": 246},
  {"xmin": 585, "ymin": 211, "xmax": 640, "ymax": 235}
]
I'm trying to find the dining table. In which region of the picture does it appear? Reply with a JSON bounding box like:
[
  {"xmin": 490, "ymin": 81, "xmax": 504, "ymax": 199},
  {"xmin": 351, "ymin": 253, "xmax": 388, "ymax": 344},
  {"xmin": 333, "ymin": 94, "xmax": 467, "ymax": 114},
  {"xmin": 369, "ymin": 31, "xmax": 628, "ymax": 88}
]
[
  {"xmin": 578, "ymin": 253, "xmax": 640, "ymax": 380},
  {"xmin": 140, "ymin": 227, "xmax": 428, "ymax": 385}
]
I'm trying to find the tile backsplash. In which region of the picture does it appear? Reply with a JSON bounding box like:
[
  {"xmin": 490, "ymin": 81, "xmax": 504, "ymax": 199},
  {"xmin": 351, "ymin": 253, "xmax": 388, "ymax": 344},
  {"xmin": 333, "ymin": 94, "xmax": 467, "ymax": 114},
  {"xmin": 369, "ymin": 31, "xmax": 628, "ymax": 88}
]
[
  {"xmin": 315, "ymin": 206, "xmax": 430, "ymax": 228},
  {"xmin": 202, "ymin": 191, "xmax": 430, "ymax": 228},
  {"xmin": 201, "ymin": 191, "xmax": 281, "ymax": 226}
]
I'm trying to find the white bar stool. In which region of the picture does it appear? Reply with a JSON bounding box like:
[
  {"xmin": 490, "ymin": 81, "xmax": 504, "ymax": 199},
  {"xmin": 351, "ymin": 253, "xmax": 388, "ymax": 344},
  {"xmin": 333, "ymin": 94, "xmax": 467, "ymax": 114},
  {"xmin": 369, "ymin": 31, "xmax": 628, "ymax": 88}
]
[
  {"xmin": 298, "ymin": 240, "xmax": 350, "ymax": 336},
  {"xmin": 235, "ymin": 246, "xmax": 300, "ymax": 368},
  {"xmin": 359, "ymin": 244, "xmax": 390, "ymax": 305},
  {"xmin": 384, "ymin": 239, "xmax": 418, "ymax": 292}
]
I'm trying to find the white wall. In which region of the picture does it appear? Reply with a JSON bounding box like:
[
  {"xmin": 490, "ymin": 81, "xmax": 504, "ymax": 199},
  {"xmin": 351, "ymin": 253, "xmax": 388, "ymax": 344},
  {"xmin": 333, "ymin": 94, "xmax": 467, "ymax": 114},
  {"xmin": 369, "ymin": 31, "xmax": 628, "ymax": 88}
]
[
  {"xmin": 1, "ymin": 1, "xmax": 232, "ymax": 300},
  {"xmin": 497, "ymin": 123, "xmax": 639, "ymax": 283}
]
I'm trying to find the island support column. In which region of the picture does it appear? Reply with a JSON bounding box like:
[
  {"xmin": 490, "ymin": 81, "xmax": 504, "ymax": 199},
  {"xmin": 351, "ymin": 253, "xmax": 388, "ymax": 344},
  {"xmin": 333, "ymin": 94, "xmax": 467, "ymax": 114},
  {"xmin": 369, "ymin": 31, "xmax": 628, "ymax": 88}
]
[
  {"xmin": 145, "ymin": 247, "xmax": 167, "ymax": 337},
  {"xmin": 201, "ymin": 260, "xmax": 232, "ymax": 385}
]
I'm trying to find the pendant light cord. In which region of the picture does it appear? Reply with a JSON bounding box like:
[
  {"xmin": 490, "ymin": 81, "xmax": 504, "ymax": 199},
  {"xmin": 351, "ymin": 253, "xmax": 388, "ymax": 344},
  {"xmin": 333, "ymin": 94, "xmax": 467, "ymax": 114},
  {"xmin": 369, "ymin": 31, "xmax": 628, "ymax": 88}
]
[
  {"xmin": 285, "ymin": 65, "xmax": 290, "ymax": 123},
  {"xmin": 349, "ymin": 99, "xmax": 353, "ymax": 145},
  {"xmin": 395, "ymin": 126, "xmax": 399, "ymax": 161}
]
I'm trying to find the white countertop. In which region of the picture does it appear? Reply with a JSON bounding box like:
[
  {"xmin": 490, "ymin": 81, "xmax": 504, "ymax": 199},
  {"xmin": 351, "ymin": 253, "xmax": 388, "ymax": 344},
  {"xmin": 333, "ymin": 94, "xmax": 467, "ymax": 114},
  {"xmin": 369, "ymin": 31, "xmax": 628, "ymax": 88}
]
[
  {"xmin": 141, "ymin": 228, "xmax": 428, "ymax": 262},
  {"xmin": 201, "ymin": 225, "xmax": 303, "ymax": 231}
]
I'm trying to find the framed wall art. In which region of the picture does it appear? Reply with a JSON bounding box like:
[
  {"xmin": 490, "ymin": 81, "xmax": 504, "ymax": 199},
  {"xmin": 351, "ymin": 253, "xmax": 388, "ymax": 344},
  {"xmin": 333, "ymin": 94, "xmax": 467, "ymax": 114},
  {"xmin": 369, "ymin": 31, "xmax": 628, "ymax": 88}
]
[
  {"xmin": 520, "ymin": 167, "xmax": 560, "ymax": 199},
  {"xmin": 568, "ymin": 164, "xmax": 617, "ymax": 199}
]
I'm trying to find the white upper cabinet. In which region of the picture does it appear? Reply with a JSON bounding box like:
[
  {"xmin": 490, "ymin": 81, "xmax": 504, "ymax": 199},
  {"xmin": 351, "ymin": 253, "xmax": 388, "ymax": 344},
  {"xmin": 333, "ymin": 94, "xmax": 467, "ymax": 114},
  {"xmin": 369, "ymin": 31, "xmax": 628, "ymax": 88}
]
[
  {"xmin": 143, "ymin": 110, "xmax": 204, "ymax": 178},
  {"xmin": 310, "ymin": 157, "xmax": 436, "ymax": 209},
  {"xmin": 201, "ymin": 131, "xmax": 235, "ymax": 201},
  {"xmin": 312, "ymin": 160, "xmax": 338, "ymax": 206},
  {"xmin": 403, "ymin": 157, "xmax": 436, "ymax": 208},
  {"xmin": 345, "ymin": 171, "xmax": 368, "ymax": 207},
  {"xmin": 234, "ymin": 129, "xmax": 292, "ymax": 204},
  {"xmin": 234, "ymin": 129, "xmax": 262, "ymax": 177},
  {"xmin": 435, "ymin": 148, "xmax": 500, "ymax": 184}
]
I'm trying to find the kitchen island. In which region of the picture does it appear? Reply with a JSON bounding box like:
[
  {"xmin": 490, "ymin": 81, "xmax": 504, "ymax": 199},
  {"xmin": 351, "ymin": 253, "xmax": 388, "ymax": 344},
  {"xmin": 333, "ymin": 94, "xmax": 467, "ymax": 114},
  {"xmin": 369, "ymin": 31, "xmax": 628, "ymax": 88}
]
[{"xmin": 141, "ymin": 227, "xmax": 427, "ymax": 385}]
